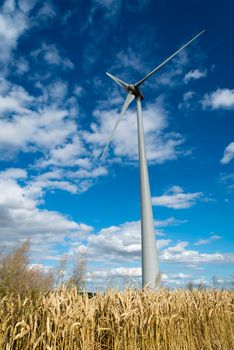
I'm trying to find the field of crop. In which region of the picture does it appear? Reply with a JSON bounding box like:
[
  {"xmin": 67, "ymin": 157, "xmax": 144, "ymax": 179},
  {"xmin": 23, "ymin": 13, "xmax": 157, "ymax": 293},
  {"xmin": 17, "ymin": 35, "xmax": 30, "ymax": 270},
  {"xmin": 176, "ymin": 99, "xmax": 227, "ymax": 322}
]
[{"xmin": 0, "ymin": 287, "xmax": 233, "ymax": 350}]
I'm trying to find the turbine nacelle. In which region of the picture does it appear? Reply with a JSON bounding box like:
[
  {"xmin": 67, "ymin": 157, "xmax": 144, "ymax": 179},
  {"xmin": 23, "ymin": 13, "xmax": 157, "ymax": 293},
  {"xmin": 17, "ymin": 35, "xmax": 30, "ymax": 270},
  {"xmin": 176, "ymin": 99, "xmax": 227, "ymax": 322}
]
[{"xmin": 127, "ymin": 85, "xmax": 144, "ymax": 100}]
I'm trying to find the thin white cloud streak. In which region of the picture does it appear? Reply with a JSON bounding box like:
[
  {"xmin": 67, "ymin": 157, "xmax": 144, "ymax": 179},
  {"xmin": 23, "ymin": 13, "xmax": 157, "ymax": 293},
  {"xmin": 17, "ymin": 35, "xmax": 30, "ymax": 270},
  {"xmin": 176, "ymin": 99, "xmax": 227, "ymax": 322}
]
[
  {"xmin": 152, "ymin": 186, "xmax": 203, "ymax": 209},
  {"xmin": 221, "ymin": 142, "xmax": 234, "ymax": 164},
  {"xmin": 184, "ymin": 68, "xmax": 207, "ymax": 83},
  {"xmin": 194, "ymin": 235, "xmax": 221, "ymax": 246},
  {"xmin": 202, "ymin": 88, "xmax": 234, "ymax": 110}
]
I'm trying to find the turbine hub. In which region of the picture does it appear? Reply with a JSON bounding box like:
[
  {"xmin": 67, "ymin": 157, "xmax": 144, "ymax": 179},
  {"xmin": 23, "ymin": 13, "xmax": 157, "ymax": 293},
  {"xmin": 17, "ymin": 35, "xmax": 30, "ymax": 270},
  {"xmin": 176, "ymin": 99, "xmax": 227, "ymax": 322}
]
[{"xmin": 127, "ymin": 85, "xmax": 144, "ymax": 100}]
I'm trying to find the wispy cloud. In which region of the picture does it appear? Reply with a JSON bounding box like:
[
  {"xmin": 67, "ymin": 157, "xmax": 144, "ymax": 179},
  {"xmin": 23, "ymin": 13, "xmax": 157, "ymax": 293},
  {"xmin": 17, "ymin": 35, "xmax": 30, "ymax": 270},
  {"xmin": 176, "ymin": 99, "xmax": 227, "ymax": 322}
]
[
  {"xmin": 184, "ymin": 68, "xmax": 207, "ymax": 83},
  {"xmin": 221, "ymin": 142, "xmax": 234, "ymax": 164},
  {"xmin": 178, "ymin": 90, "xmax": 197, "ymax": 111},
  {"xmin": 32, "ymin": 43, "xmax": 74, "ymax": 70},
  {"xmin": 152, "ymin": 186, "xmax": 203, "ymax": 209},
  {"xmin": 194, "ymin": 234, "xmax": 221, "ymax": 246},
  {"xmin": 220, "ymin": 172, "xmax": 234, "ymax": 191}
]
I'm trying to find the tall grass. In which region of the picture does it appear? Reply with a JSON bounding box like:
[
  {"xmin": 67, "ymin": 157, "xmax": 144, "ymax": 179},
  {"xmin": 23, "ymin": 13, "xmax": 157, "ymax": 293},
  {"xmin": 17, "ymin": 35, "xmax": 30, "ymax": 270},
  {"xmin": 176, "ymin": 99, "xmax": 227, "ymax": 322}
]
[{"xmin": 0, "ymin": 286, "xmax": 233, "ymax": 350}]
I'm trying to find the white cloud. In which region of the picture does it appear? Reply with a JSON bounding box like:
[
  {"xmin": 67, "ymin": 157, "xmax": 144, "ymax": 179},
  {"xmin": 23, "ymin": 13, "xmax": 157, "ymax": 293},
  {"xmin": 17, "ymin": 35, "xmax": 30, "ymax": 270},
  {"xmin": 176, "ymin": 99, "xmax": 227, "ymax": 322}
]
[
  {"xmin": 156, "ymin": 217, "xmax": 187, "ymax": 227},
  {"xmin": 37, "ymin": 136, "xmax": 84, "ymax": 168},
  {"xmin": 221, "ymin": 142, "xmax": 234, "ymax": 164},
  {"xmin": 0, "ymin": 168, "xmax": 27, "ymax": 179},
  {"xmin": 70, "ymin": 218, "xmax": 187, "ymax": 264},
  {"xmin": 202, "ymin": 88, "xmax": 234, "ymax": 110},
  {"xmin": 36, "ymin": 2, "xmax": 56, "ymax": 21},
  {"xmin": 73, "ymin": 85, "xmax": 84, "ymax": 97},
  {"xmin": 220, "ymin": 172, "xmax": 234, "ymax": 192},
  {"xmin": 161, "ymin": 241, "xmax": 234, "ymax": 265},
  {"xmin": 152, "ymin": 186, "xmax": 203, "ymax": 209},
  {"xmin": 87, "ymin": 267, "xmax": 197, "ymax": 289},
  {"xmin": 178, "ymin": 91, "xmax": 196, "ymax": 110},
  {"xmin": 88, "ymin": 268, "xmax": 192, "ymax": 281},
  {"xmin": 0, "ymin": 78, "xmax": 81, "ymax": 160},
  {"xmin": 194, "ymin": 234, "xmax": 221, "ymax": 246},
  {"xmin": 0, "ymin": 0, "xmax": 38, "ymax": 73},
  {"xmin": 183, "ymin": 91, "xmax": 196, "ymax": 102},
  {"xmin": 0, "ymin": 77, "xmax": 108, "ymax": 195},
  {"xmin": 153, "ymin": 51, "xmax": 189, "ymax": 88},
  {"xmin": 184, "ymin": 68, "xmax": 207, "ymax": 83},
  {"xmin": 0, "ymin": 106, "xmax": 75, "ymax": 154},
  {"xmin": 83, "ymin": 100, "xmax": 184, "ymax": 163},
  {"xmin": 70, "ymin": 218, "xmax": 234, "ymax": 287},
  {"xmin": 14, "ymin": 57, "xmax": 29, "ymax": 75},
  {"xmin": 26, "ymin": 164, "xmax": 108, "ymax": 197},
  {"xmin": 0, "ymin": 173, "xmax": 93, "ymax": 260},
  {"xmin": 32, "ymin": 43, "xmax": 74, "ymax": 70},
  {"xmin": 114, "ymin": 47, "xmax": 148, "ymax": 75}
]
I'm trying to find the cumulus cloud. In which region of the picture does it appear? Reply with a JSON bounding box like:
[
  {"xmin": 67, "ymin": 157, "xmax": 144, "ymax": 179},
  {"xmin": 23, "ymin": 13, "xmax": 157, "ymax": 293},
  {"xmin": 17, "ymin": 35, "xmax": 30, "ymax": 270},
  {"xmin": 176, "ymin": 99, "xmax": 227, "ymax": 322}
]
[
  {"xmin": 184, "ymin": 68, "xmax": 207, "ymax": 83},
  {"xmin": 87, "ymin": 267, "xmax": 211, "ymax": 290},
  {"xmin": 0, "ymin": 76, "xmax": 109, "ymax": 194},
  {"xmin": 68, "ymin": 219, "xmax": 234, "ymax": 281},
  {"xmin": 161, "ymin": 241, "xmax": 234, "ymax": 265},
  {"xmin": 0, "ymin": 173, "xmax": 92, "ymax": 258},
  {"xmin": 0, "ymin": 78, "xmax": 99, "ymax": 180},
  {"xmin": 0, "ymin": 172, "xmax": 96, "ymax": 265},
  {"xmin": 202, "ymin": 88, "xmax": 234, "ymax": 110},
  {"xmin": 0, "ymin": 167, "xmax": 27, "ymax": 179},
  {"xmin": 88, "ymin": 267, "xmax": 192, "ymax": 281},
  {"xmin": 221, "ymin": 142, "xmax": 234, "ymax": 164},
  {"xmin": 83, "ymin": 101, "xmax": 184, "ymax": 163},
  {"xmin": 152, "ymin": 186, "xmax": 203, "ymax": 209},
  {"xmin": 70, "ymin": 218, "xmax": 188, "ymax": 264},
  {"xmin": 0, "ymin": 75, "xmax": 108, "ymax": 195},
  {"xmin": 70, "ymin": 220, "xmax": 178, "ymax": 264}
]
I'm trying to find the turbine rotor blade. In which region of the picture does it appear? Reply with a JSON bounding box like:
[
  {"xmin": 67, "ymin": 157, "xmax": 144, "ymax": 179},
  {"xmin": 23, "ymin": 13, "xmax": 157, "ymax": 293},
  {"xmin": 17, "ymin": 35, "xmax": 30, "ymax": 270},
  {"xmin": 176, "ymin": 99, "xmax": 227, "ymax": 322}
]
[
  {"xmin": 106, "ymin": 72, "xmax": 129, "ymax": 91},
  {"xmin": 100, "ymin": 93, "xmax": 135, "ymax": 161},
  {"xmin": 135, "ymin": 30, "xmax": 205, "ymax": 88}
]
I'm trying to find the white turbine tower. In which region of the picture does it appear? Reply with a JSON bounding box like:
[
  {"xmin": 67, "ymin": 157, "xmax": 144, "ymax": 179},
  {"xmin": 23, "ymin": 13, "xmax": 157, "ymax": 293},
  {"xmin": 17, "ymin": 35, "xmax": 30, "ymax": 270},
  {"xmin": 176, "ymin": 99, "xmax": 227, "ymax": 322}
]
[{"xmin": 101, "ymin": 30, "xmax": 205, "ymax": 290}]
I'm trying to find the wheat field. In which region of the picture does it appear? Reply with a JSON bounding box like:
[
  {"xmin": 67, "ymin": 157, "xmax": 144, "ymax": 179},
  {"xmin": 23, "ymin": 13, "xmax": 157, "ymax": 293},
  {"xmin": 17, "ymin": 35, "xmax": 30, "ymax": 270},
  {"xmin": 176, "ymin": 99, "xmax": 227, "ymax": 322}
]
[{"xmin": 0, "ymin": 287, "xmax": 233, "ymax": 350}]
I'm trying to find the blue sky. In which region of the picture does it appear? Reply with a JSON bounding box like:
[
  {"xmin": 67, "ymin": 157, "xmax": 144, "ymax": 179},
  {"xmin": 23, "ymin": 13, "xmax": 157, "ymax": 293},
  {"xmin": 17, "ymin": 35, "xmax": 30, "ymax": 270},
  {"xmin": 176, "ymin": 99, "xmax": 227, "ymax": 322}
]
[{"xmin": 0, "ymin": 0, "xmax": 233, "ymax": 289}]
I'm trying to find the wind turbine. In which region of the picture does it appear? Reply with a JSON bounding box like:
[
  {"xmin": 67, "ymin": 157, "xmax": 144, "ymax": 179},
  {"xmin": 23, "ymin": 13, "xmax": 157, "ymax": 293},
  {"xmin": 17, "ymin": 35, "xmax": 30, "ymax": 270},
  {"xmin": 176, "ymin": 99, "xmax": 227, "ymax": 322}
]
[{"xmin": 100, "ymin": 30, "xmax": 205, "ymax": 290}]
